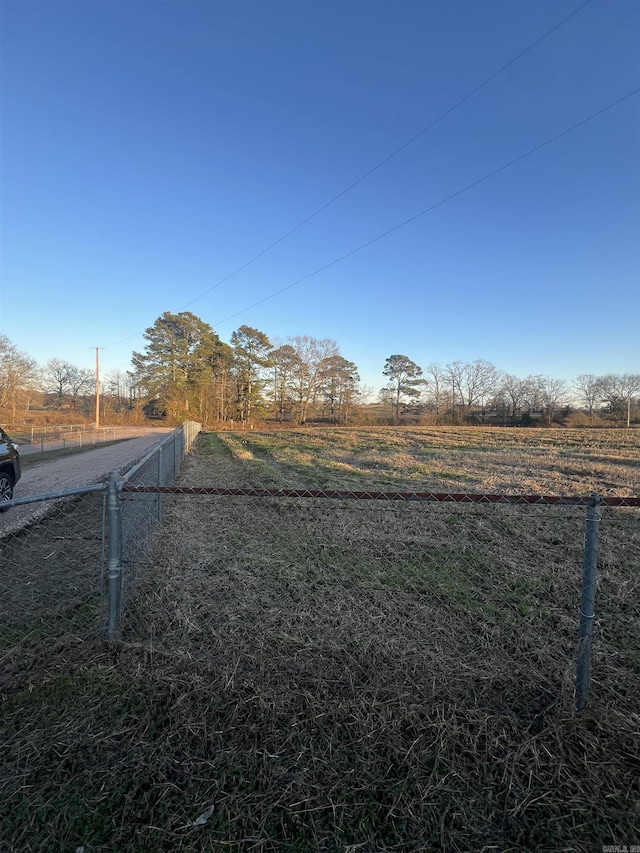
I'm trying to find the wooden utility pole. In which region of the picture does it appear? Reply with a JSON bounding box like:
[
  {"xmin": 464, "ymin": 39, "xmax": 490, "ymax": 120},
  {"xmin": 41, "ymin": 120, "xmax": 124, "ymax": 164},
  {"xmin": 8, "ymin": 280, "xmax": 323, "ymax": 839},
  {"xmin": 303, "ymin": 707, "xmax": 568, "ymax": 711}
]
[{"xmin": 95, "ymin": 347, "xmax": 100, "ymax": 430}]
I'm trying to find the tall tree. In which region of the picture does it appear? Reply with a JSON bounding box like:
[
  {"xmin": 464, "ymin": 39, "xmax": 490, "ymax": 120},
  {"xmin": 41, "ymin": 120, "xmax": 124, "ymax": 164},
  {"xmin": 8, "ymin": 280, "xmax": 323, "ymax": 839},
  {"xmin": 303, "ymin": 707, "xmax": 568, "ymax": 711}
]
[
  {"xmin": 320, "ymin": 356, "xmax": 361, "ymax": 424},
  {"xmin": 270, "ymin": 343, "xmax": 299, "ymax": 422},
  {"xmin": 126, "ymin": 370, "xmax": 148, "ymax": 411},
  {"xmin": 288, "ymin": 336, "xmax": 340, "ymax": 424},
  {"xmin": 204, "ymin": 342, "xmax": 234, "ymax": 423},
  {"xmin": 67, "ymin": 366, "xmax": 93, "ymax": 412},
  {"xmin": 105, "ymin": 369, "xmax": 131, "ymax": 413},
  {"xmin": 44, "ymin": 358, "xmax": 74, "ymax": 408},
  {"xmin": 574, "ymin": 374, "xmax": 605, "ymax": 420},
  {"xmin": 600, "ymin": 373, "xmax": 640, "ymax": 427},
  {"xmin": 0, "ymin": 336, "xmax": 40, "ymax": 421},
  {"xmin": 540, "ymin": 376, "xmax": 568, "ymax": 425},
  {"xmin": 131, "ymin": 311, "xmax": 222, "ymax": 419},
  {"xmin": 521, "ymin": 375, "xmax": 545, "ymax": 416},
  {"xmin": 380, "ymin": 354, "xmax": 424, "ymax": 423},
  {"xmin": 500, "ymin": 373, "xmax": 531, "ymax": 420},
  {"xmin": 423, "ymin": 362, "xmax": 449, "ymax": 421},
  {"xmin": 446, "ymin": 359, "xmax": 500, "ymax": 422},
  {"xmin": 230, "ymin": 325, "xmax": 272, "ymax": 422}
]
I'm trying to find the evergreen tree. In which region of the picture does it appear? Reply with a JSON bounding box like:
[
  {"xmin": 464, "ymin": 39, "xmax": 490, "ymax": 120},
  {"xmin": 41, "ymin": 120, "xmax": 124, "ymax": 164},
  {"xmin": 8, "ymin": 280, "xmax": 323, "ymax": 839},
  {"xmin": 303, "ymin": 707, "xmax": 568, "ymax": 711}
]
[
  {"xmin": 380, "ymin": 354, "xmax": 424, "ymax": 423},
  {"xmin": 132, "ymin": 312, "xmax": 223, "ymax": 420}
]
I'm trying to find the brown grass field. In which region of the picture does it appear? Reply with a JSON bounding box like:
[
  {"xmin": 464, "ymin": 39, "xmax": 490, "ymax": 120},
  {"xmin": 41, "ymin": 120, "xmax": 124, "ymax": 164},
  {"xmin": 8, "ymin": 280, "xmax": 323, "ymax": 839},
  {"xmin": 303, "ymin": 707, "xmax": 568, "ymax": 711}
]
[{"xmin": 1, "ymin": 427, "xmax": 639, "ymax": 852}]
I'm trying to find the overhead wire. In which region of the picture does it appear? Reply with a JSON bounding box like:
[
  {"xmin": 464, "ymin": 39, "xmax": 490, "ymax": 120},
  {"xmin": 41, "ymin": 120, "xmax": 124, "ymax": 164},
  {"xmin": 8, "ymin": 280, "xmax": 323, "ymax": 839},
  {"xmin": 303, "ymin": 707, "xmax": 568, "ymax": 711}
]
[
  {"xmin": 211, "ymin": 87, "xmax": 640, "ymax": 327},
  {"xmin": 179, "ymin": 0, "xmax": 592, "ymax": 309},
  {"xmin": 104, "ymin": 0, "xmax": 592, "ymax": 349}
]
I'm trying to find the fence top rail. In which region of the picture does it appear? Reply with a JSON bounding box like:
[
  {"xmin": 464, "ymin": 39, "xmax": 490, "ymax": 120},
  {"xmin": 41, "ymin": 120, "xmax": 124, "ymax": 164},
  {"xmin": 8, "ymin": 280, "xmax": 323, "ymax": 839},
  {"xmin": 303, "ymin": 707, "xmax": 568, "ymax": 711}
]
[
  {"xmin": 118, "ymin": 485, "xmax": 640, "ymax": 506},
  {"xmin": 119, "ymin": 428, "xmax": 181, "ymax": 484},
  {"xmin": 2, "ymin": 483, "xmax": 106, "ymax": 509},
  {"xmin": 119, "ymin": 421, "xmax": 201, "ymax": 485}
]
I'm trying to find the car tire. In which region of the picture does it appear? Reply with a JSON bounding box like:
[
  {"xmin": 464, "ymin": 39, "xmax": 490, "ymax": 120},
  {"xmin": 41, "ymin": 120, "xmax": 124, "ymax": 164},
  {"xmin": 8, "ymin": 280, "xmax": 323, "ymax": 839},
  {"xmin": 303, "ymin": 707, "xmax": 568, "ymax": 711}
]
[{"xmin": 0, "ymin": 472, "xmax": 14, "ymax": 509}]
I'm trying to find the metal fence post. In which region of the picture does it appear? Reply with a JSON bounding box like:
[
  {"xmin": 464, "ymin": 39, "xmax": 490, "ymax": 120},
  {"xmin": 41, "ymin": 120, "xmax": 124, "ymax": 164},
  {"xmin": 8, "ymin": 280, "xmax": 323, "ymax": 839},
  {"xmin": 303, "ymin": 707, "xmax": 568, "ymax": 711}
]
[
  {"xmin": 173, "ymin": 429, "xmax": 178, "ymax": 478},
  {"xmin": 575, "ymin": 494, "xmax": 602, "ymax": 713},
  {"xmin": 106, "ymin": 468, "xmax": 123, "ymax": 642},
  {"xmin": 157, "ymin": 443, "xmax": 164, "ymax": 519}
]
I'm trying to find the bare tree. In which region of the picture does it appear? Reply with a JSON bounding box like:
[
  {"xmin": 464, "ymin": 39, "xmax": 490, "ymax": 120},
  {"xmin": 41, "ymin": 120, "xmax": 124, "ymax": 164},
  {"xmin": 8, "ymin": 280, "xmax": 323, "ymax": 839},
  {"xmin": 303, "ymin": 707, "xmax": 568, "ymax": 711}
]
[
  {"xmin": 600, "ymin": 373, "xmax": 640, "ymax": 427},
  {"xmin": 423, "ymin": 363, "xmax": 449, "ymax": 421},
  {"xmin": 446, "ymin": 359, "xmax": 501, "ymax": 422},
  {"xmin": 573, "ymin": 374, "xmax": 605, "ymax": 420},
  {"xmin": 45, "ymin": 358, "xmax": 74, "ymax": 408},
  {"xmin": 500, "ymin": 374, "xmax": 529, "ymax": 420},
  {"xmin": 126, "ymin": 370, "xmax": 147, "ymax": 410},
  {"xmin": 0, "ymin": 336, "xmax": 40, "ymax": 421},
  {"xmin": 67, "ymin": 366, "xmax": 93, "ymax": 412},
  {"xmin": 520, "ymin": 375, "xmax": 544, "ymax": 416},
  {"xmin": 540, "ymin": 376, "xmax": 568, "ymax": 425},
  {"xmin": 288, "ymin": 336, "xmax": 340, "ymax": 424},
  {"xmin": 105, "ymin": 369, "xmax": 131, "ymax": 412}
]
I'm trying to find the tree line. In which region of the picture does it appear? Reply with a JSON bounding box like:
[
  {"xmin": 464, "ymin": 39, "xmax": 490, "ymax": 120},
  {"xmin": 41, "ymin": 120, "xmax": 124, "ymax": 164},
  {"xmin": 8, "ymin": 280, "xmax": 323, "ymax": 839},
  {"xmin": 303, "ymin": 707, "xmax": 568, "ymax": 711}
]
[
  {"xmin": 0, "ymin": 317, "xmax": 362, "ymax": 426},
  {"xmin": 380, "ymin": 354, "xmax": 640, "ymax": 427},
  {"xmin": 1, "ymin": 320, "xmax": 638, "ymax": 427},
  {"xmin": 129, "ymin": 313, "xmax": 361, "ymax": 425}
]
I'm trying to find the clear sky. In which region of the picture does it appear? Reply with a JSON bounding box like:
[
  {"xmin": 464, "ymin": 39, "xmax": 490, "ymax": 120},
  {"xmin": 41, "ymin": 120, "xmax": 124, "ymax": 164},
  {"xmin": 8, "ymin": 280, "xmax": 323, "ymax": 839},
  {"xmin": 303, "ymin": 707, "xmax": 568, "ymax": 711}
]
[{"xmin": 1, "ymin": 0, "xmax": 639, "ymax": 396}]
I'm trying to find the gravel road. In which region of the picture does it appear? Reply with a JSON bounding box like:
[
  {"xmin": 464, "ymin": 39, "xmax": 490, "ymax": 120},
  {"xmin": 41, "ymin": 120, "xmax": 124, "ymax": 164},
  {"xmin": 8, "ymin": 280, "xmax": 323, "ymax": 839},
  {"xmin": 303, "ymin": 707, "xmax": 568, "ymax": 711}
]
[{"xmin": 0, "ymin": 428, "xmax": 172, "ymax": 537}]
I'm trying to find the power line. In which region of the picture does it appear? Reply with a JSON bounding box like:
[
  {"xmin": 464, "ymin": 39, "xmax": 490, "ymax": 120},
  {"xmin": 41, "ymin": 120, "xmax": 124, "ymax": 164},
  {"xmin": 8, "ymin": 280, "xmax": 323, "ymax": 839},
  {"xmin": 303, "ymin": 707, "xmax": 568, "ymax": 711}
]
[
  {"xmin": 211, "ymin": 87, "xmax": 640, "ymax": 328},
  {"xmin": 178, "ymin": 0, "xmax": 592, "ymax": 311},
  {"xmin": 104, "ymin": 0, "xmax": 592, "ymax": 351}
]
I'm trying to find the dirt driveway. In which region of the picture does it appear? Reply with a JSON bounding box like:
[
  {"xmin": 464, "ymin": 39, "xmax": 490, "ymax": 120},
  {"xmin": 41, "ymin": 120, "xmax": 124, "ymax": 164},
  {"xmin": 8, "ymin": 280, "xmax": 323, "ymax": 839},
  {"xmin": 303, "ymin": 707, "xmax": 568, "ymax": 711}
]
[{"xmin": 1, "ymin": 428, "xmax": 172, "ymax": 537}]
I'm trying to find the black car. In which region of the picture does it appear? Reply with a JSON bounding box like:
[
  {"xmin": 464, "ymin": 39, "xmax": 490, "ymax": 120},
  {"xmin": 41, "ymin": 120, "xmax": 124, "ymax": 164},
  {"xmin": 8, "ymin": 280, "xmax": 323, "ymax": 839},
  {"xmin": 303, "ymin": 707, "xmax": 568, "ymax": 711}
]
[{"xmin": 0, "ymin": 426, "xmax": 21, "ymax": 507}]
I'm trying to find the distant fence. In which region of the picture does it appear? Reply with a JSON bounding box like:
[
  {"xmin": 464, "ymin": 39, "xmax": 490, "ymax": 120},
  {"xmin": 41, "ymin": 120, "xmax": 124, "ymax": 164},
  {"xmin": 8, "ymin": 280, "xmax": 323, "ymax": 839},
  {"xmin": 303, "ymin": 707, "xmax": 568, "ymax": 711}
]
[
  {"xmin": 14, "ymin": 425, "xmax": 162, "ymax": 453},
  {"xmin": 1, "ymin": 424, "xmax": 637, "ymax": 713},
  {"xmin": 15, "ymin": 423, "xmax": 88, "ymax": 437}
]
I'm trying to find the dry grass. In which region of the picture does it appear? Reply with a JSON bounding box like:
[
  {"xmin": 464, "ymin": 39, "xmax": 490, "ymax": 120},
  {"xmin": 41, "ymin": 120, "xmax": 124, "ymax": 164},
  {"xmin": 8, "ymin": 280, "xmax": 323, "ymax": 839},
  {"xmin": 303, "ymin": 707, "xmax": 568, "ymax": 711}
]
[
  {"xmin": 212, "ymin": 426, "xmax": 640, "ymax": 495},
  {"xmin": 1, "ymin": 427, "xmax": 639, "ymax": 851}
]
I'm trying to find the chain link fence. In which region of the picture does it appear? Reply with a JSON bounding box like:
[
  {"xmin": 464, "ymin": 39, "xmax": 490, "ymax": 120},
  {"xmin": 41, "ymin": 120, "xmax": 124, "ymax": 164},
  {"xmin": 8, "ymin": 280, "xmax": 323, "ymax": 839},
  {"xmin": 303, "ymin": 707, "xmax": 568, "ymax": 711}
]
[
  {"xmin": 0, "ymin": 486, "xmax": 107, "ymax": 696},
  {"xmin": 22, "ymin": 426, "xmax": 148, "ymax": 453},
  {"xmin": 0, "ymin": 422, "xmax": 200, "ymax": 696},
  {"xmin": 2, "ymin": 422, "xmax": 638, "ymax": 714},
  {"xmin": 117, "ymin": 420, "xmax": 201, "ymax": 610},
  {"xmin": 109, "ymin": 482, "xmax": 638, "ymax": 713},
  {"xmin": 2, "ymin": 427, "xmax": 639, "ymax": 850}
]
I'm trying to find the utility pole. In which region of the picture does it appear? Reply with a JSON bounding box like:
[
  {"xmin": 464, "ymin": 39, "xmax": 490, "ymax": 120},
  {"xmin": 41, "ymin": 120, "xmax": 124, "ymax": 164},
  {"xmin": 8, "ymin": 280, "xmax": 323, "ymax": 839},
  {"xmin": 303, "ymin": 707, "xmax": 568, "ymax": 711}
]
[{"xmin": 95, "ymin": 347, "xmax": 101, "ymax": 430}]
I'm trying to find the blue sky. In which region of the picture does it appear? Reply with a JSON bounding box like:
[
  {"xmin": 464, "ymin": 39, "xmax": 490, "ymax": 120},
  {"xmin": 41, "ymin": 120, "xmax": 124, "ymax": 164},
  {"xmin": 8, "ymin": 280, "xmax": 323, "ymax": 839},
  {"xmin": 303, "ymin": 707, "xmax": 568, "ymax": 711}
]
[{"xmin": 1, "ymin": 0, "xmax": 639, "ymax": 395}]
